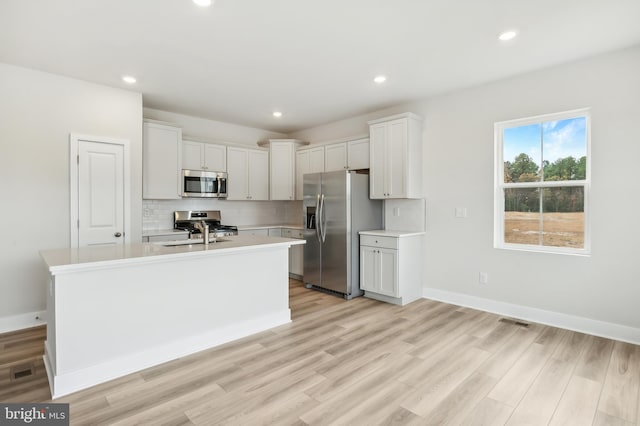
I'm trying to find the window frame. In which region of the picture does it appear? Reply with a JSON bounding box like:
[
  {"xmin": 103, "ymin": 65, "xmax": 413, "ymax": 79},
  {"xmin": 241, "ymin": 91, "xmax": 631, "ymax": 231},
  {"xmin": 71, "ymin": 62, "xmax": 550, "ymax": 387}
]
[{"xmin": 494, "ymin": 108, "xmax": 591, "ymax": 256}]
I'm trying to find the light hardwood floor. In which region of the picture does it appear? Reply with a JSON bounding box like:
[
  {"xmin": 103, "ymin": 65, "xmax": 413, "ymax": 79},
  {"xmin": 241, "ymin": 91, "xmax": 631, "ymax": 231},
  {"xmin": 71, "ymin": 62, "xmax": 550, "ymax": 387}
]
[{"xmin": 2, "ymin": 279, "xmax": 639, "ymax": 425}]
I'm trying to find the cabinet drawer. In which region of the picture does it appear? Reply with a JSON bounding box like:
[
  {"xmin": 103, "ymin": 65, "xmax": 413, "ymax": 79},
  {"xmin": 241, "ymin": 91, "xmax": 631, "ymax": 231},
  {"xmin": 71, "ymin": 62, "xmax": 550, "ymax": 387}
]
[
  {"xmin": 238, "ymin": 229, "xmax": 269, "ymax": 236},
  {"xmin": 268, "ymin": 228, "xmax": 282, "ymax": 237},
  {"xmin": 360, "ymin": 235, "xmax": 398, "ymax": 249},
  {"xmin": 284, "ymin": 228, "xmax": 303, "ymax": 239}
]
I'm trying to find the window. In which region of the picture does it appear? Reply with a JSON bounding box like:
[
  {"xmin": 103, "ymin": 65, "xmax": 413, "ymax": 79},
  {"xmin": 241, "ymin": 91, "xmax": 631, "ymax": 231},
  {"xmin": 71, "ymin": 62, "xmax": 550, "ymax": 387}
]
[{"xmin": 494, "ymin": 109, "xmax": 590, "ymax": 255}]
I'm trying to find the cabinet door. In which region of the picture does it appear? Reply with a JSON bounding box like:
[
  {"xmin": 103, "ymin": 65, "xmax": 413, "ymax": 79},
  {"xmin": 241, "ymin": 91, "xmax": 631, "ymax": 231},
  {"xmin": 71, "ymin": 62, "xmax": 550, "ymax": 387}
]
[
  {"xmin": 204, "ymin": 144, "xmax": 226, "ymax": 171},
  {"xmin": 290, "ymin": 244, "xmax": 303, "ymax": 276},
  {"xmin": 295, "ymin": 150, "xmax": 310, "ymax": 200},
  {"xmin": 387, "ymin": 119, "xmax": 407, "ymax": 198},
  {"xmin": 369, "ymin": 123, "xmax": 387, "ymax": 199},
  {"xmin": 248, "ymin": 149, "xmax": 269, "ymax": 200},
  {"xmin": 378, "ymin": 248, "xmax": 398, "ymax": 296},
  {"xmin": 347, "ymin": 138, "xmax": 369, "ymax": 170},
  {"xmin": 360, "ymin": 246, "xmax": 377, "ymax": 292},
  {"xmin": 226, "ymin": 147, "xmax": 248, "ymax": 200},
  {"xmin": 325, "ymin": 143, "xmax": 347, "ymax": 172},
  {"xmin": 143, "ymin": 122, "xmax": 182, "ymax": 199},
  {"xmin": 182, "ymin": 140, "xmax": 203, "ymax": 170},
  {"xmin": 309, "ymin": 147, "xmax": 325, "ymax": 173},
  {"xmin": 270, "ymin": 142, "xmax": 295, "ymax": 200}
]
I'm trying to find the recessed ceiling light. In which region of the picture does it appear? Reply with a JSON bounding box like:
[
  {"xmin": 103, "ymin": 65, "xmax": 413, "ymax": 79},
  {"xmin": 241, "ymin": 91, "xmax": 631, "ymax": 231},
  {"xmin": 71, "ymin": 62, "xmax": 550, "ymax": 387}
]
[
  {"xmin": 373, "ymin": 75, "xmax": 387, "ymax": 84},
  {"xmin": 273, "ymin": 111, "xmax": 283, "ymax": 118},
  {"xmin": 498, "ymin": 30, "xmax": 517, "ymax": 41},
  {"xmin": 122, "ymin": 75, "xmax": 137, "ymax": 84},
  {"xmin": 193, "ymin": 0, "xmax": 212, "ymax": 7}
]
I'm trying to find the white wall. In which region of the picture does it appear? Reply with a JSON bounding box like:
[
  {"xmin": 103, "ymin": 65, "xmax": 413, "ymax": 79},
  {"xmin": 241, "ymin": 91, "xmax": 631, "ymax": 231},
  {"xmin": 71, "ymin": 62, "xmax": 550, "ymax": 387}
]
[
  {"xmin": 291, "ymin": 46, "xmax": 640, "ymax": 337},
  {"xmin": 0, "ymin": 63, "xmax": 143, "ymax": 330}
]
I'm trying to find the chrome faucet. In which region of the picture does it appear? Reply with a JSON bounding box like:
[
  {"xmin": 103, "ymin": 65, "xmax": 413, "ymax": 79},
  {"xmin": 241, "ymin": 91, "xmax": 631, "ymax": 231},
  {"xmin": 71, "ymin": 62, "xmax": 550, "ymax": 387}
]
[{"xmin": 194, "ymin": 221, "xmax": 210, "ymax": 245}]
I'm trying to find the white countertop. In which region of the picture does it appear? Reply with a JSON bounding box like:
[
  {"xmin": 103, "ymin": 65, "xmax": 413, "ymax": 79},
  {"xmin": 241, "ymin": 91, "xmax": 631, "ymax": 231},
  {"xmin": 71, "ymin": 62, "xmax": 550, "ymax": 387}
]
[
  {"xmin": 41, "ymin": 235, "xmax": 305, "ymax": 274},
  {"xmin": 359, "ymin": 230, "xmax": 426, "ymax": 237}
]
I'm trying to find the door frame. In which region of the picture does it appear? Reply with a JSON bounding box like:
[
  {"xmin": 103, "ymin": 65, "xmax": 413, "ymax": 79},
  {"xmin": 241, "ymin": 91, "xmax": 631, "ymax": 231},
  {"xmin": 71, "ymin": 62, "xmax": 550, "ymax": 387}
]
[{"xmin": 70, "ymin": 134, "xmax": 131, "ymax": 248}]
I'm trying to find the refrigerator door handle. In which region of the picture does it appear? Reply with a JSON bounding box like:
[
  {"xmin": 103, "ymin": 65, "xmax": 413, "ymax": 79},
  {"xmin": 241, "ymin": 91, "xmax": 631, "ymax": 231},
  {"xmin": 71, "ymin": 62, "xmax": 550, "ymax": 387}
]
[
  {"xmin": 320, "ymin": 193, "xmax": 327, "ymax": 243},
  {"xmin": 315, "ymin": 194, "xmax": 322, "ymax": 243}
]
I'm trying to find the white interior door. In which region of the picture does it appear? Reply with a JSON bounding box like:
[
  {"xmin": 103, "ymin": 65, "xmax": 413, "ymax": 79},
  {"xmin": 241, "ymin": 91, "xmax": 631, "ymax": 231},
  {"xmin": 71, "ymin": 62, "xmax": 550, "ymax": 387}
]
[{"xmin": 76, "ymin": 139, "xmax": 126, "ymax": 247}]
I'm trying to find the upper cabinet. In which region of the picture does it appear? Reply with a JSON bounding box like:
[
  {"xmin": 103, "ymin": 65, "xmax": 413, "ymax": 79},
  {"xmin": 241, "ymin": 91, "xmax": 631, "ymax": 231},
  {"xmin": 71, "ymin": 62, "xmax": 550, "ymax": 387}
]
[
  {"xmin": 324, "ymin": 143, "xmax": 347, "ymax": 172},
  {"xmin": 266, "ymin": 139, "xmax": 307, "ymax": 201},
  {"xmin": 143, "ymin": 121, "xmax": 182, "ymax": 199},
  {"xmin": 368, "ymin": 113, "xmax": 422, "ymax": 199},
  {"xmin": 325, "ymin": 138, "xmax": 370, "ymax": 172},
  {"xmin": 227, "ymin": 147, "xmax": 269, "ymax": 200},
  {"xmin": 296, "ymin": 146, "xmax": 325, "ymax": 200},
  {"xmin": 269, "ymin": 140, "xmax": 296, "ymax": 200},
  {"xmin": 182, "ymin": 140, "xmax": 226, "ymax": 172},
  {"xmin": 346, "ymin": 138, "xmax": 370, "ymax": 170}
]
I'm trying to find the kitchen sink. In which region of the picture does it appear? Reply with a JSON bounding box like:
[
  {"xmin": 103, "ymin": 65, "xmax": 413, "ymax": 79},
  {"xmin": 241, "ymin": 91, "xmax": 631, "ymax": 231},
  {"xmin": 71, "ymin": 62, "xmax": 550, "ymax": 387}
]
[{"xmin": 156, "ymin": 238, "xmax": 229, "ymax": 247}]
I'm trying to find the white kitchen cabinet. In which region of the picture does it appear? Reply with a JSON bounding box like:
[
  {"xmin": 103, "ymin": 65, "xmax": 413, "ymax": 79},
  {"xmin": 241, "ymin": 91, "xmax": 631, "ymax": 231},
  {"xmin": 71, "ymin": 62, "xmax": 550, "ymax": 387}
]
[
  {"xmin": 359, "ymin": 231, "xmax": 423, "ymax": 305},
  {"xmin": 268, "ymin": 228, "xmax": 282, "ymax": 237},
  {"xmin": 347, "ymin": 138, "xmax": 369, "ymax": 170},
  {"xmin": 227, "ymin": 147, "xmax": 269, "ymax": 200},
  {"xmin": 283, "ymin": 228, "xmax": 304, "ymax": 277},
  {"xmin": 182, "ymin": 140, "xmax": 226, "ymax": 171},
  {"xmin": 295, "ymin": 146, "xmax": 325, "ymax": 200},
  {"xmin": 269, "ymin": 140, "xmax": 296, "ymax": 200},
  {"xmin": 238, "ymin": 228, "xmax": 269, "ymax": 236},
  {"xmin": 324, "ymin": 143, "xmax": 347, "ymax": 172},
  {"xmin": 325, "ymin": 139, "xmax": 370, "ymax": 172},
  {"xmin": 143, "ymin": 121, "xmax": 182, "ymax": 199},
  {"xmin": 368, "ymin": 113, "xmax": 422, "ymax": 199}
]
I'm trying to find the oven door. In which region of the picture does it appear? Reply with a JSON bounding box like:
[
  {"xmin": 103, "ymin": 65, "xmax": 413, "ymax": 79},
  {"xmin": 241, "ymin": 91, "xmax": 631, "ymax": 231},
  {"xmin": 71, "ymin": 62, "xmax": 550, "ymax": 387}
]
[{"xmin": 182, "ymin": 170, "xmax": 228, "ymax": 198}]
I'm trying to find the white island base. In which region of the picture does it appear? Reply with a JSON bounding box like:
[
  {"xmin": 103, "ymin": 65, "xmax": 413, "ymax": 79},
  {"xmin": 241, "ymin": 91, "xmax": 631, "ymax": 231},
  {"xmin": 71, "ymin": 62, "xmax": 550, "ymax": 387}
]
[{"xmin": 40, "ymin": 235, "xmax": 303, "ymax": 399}]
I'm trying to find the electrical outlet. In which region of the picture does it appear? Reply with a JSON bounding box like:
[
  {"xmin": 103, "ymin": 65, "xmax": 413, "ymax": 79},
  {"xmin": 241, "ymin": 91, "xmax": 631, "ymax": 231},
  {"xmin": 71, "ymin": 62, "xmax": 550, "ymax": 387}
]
[
  {"xmin": 455, "ymin": 207, "xmax": 467, "ymax": 218},
  {"xmin": 479, "ymin": 272, "xmax": 488, "ymax": 285},
  {"xmin": 144, "ymin": 208, "xmax": 150, "ymax": 217},
  {"xmin": 393, "ymin": 207, "xmax": 400, "ymax": 217}
]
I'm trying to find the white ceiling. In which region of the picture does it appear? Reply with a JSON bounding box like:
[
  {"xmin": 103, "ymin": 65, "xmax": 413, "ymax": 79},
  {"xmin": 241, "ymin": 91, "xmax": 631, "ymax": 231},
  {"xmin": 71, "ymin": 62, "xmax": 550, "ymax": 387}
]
[{"xmin": 1, "ymin": 1, "xmax": 639, "ymax": 133}]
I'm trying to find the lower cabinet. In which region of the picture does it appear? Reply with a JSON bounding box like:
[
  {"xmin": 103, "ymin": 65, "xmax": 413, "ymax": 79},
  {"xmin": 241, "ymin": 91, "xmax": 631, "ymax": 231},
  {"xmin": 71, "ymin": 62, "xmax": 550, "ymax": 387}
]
[
  {"xmin": 238, "ymin": 228, "xmax": 269, "ymax": 236},
  {"xmin": 359, "ymin": 231, "xmax": 423, "ymax": 305},
  {"xmin": 360, "ymin": 246, "xmax": 398, "ymax": 297},
  {"xmin": 283, "ymin": 228, "xmax": 303, "ymax": 277}
]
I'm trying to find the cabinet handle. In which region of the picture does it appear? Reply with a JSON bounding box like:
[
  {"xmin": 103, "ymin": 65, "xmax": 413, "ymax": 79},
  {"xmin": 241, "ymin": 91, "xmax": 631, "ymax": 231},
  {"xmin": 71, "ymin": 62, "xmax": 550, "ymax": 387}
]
[{"xmin": 114, "ymin": 232, "xmax": 122, "ymax": 237}]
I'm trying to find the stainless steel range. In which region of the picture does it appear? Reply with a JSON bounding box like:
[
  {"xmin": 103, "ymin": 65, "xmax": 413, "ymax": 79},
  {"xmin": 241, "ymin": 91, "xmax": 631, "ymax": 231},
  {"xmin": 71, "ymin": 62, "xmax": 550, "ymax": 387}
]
[{"xmin": 173, "ymin": 210, "xmax": 238, "ymax": 239}]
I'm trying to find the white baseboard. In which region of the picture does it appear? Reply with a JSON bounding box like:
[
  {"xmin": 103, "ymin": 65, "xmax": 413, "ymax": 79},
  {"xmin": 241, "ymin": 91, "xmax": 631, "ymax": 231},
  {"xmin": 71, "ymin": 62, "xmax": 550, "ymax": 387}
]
[
  {"xmin": 45, "ymin": 309, "xmax": 291, "ymax": 399},
  {"xmin": 0, "ymin": 311, "xmax": 46, "ymax": 334},
  {"xmin": 423, "ymin": 288, "xmax": 640, "ymax": 345}
]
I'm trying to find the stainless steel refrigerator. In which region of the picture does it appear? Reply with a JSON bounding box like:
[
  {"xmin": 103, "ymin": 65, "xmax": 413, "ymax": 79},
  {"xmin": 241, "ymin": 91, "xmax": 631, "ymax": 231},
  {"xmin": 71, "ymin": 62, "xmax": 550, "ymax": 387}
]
[{"xmin": 303, "ymin": 170, "xmax": 383, "ymax": 299}]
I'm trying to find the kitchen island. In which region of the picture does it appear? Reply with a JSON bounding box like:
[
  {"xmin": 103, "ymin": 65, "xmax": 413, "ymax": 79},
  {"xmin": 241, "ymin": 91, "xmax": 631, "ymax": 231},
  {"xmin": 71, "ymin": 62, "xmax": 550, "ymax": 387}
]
[{"xmin": 40, "ymin": 235, "xmax": 304, "ymax": 398}]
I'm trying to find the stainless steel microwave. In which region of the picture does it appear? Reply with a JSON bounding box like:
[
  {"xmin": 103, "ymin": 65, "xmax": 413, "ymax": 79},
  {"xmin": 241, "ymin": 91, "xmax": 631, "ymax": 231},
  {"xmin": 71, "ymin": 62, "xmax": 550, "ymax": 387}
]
[{"xmin": 182, "ymin": 170, "xmax": 228, "ymax": 198}]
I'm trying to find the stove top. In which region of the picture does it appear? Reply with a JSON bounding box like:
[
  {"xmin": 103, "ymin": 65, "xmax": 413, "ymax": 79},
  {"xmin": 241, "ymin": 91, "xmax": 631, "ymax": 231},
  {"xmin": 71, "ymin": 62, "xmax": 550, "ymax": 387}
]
[{"xmin": 173, "ymin": 210, "xmax": 238, "ymax": 236}]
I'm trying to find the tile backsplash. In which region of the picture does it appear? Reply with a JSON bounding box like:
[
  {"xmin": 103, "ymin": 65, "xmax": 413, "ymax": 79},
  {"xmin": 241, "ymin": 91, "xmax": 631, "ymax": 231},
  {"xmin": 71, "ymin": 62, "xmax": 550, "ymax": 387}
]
[{"xmin": 143, "ymin": 199, "xmax": 303, "ymax": 231}]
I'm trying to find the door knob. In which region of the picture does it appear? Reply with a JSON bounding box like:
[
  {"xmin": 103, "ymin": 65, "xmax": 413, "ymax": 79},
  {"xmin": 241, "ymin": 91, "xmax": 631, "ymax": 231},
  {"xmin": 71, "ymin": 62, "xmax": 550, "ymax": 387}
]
[{"xmin": 114, "ymin": 232, "xmax": 122, "ymax": 237}]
